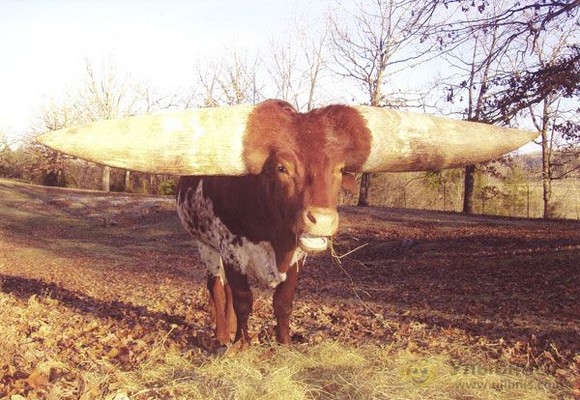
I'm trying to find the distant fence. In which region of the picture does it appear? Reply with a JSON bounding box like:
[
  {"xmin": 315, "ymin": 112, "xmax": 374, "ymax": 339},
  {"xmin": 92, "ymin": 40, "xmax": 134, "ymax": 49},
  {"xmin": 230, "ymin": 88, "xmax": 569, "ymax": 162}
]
[
  {"xmin": 472, "ymin": 181, "xmax": 579, "ymax": 219},
  {"xmin": 340, "ymin": 173, "xmax": 580, "ymax": 220}
]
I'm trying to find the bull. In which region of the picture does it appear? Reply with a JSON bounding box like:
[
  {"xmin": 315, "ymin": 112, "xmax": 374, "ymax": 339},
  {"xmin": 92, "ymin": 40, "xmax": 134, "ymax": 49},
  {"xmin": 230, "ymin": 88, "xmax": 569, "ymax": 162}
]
[{"xmin": 37, "ymin": 99, "xmax": 535, "ymax": 346}]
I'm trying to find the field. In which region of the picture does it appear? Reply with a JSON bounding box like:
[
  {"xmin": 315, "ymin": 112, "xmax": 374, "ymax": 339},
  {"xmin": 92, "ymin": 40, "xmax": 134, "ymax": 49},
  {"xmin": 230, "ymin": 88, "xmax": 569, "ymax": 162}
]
[{"xmin": 0, "ymin": 178, "xmax": 579, "ymax": 399}]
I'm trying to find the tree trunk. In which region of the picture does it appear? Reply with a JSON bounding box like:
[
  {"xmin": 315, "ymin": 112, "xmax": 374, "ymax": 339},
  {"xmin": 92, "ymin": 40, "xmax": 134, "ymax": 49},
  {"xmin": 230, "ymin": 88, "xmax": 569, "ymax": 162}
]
[
  {"xmin": 541, "ymin": 129, "xmax": 553, "ymax": 218},
  {"xmin": 357, "ymin": 173, "xmax": 371, "ymax": 206},
  {"xmin": 357, "ymin": 83, "xmax": 382, "ymax": 207},
  {"xmin": 462, "ymin": 164, "xmax": 476, "ymax": 214},
  {"xmin": 149, "ymin": 174, "xmax": 156, "ymax": 195},
  {"xmin": 102, "ymin": 165, "xmax": 111, "ymax": 192},
  {"xmin": 535, "ymin": 95, "xmax": 555, "ymax": 219},
  {"xmin": 124, "ymin": 170, "xmax": 132, "ymax": 192}
]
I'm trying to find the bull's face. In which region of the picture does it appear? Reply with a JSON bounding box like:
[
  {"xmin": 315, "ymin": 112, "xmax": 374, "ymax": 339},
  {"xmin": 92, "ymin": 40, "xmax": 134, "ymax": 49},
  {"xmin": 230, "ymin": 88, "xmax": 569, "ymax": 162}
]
[
  {"xmin": 260, "ymin": 149, "xmax": 351, "ymax": 252},
  {"xmin": 246, "ymin": 101, "xmax": 372, "ymax": 253}
]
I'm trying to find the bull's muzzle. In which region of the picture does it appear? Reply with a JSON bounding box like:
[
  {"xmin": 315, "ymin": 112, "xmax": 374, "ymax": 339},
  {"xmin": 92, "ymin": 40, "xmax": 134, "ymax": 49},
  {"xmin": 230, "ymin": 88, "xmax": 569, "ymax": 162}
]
[{"xmin": 298, "ymin": 207, "xmax": 339, "ymax": 253}]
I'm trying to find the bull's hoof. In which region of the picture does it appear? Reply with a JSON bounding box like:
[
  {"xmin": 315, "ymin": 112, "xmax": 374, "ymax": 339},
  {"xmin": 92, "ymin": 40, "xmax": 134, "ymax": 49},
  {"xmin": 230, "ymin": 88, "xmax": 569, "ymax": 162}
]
[
  {"xmin": 220, "ymin": 338, "xmax": 251, "ymax": 356},
  {"xmin": 216, "ymin": 332, "xmax": 231, "ymax": 346},
  {"xmin": 215, "ymin": 344, "xmax": 230, "ymax": 356}
]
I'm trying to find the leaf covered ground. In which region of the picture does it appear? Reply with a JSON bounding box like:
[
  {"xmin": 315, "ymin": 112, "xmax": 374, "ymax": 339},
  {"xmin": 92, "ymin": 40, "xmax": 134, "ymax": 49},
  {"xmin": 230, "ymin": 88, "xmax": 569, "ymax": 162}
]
[{"xmin": 0, "ymin": 178, "xmax": 578, "ymax": 399}]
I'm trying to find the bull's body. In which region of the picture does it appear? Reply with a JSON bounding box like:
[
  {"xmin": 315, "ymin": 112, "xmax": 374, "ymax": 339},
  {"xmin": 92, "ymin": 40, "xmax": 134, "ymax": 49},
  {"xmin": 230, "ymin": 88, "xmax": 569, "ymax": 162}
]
[
  {"xmin": 177, "ymin": 176, "xmax": 305, "ymax": 289},
  {"xmin": 177, "ymin": 176, "xmax": 306, "ymax": 344},
  {"xmin": 174, "ymin": 102, "xmax": 369, "ymax": 344}
]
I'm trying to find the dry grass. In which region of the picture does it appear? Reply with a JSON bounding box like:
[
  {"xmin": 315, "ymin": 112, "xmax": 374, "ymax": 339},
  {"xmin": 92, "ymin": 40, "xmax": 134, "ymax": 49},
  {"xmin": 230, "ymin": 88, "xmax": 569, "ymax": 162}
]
[
  {"xmin": 1, "ymin": 290, "xmax": 564, "ymax": 400},
  {"xmin": 99, "ymin": 341, "xmax": 566, "ymax": 399}
]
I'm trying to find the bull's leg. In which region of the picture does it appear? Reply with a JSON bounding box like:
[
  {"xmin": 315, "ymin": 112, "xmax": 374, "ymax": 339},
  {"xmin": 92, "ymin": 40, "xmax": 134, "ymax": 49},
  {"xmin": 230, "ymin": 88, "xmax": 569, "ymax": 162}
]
[
  {"xmin": 224, "ymin": 281, "xmax": 237, "ymax": 337},
  {"xmin": 206, "ymin": 275, "xmax": 231, "ymax": 345},
  {"xmin": 273, "ymin": 262, "xmax": 300, "ymax": 344},
  {"xmin": 198, "ymin": 243, "xmax": 232, "ymax": 345},
  {"xmin": 224, "ymin": 265, "xmax": 253, "ymax": 345}
]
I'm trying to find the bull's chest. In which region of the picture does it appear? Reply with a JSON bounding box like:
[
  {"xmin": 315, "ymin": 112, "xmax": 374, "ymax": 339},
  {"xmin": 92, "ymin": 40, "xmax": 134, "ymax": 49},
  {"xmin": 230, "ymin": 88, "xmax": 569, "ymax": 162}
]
[{"xmin": 177, "ymin": 180, "xmax": 305, "ymax": 288}]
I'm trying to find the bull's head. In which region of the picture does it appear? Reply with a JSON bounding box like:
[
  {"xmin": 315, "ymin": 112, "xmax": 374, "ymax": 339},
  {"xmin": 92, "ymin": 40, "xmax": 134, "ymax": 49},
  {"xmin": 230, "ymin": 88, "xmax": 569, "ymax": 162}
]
[
  {"xmin": 242, "ymin": 101, "xmax": 372, "ymax": 252},
  {"xmin": 37, "ymin": 99, "xmax": 536, "ymax": 252}
]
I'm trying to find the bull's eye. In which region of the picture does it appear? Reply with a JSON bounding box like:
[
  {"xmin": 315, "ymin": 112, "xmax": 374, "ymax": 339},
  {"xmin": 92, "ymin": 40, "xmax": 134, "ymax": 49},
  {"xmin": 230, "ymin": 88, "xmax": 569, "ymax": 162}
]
[{"xmin": 277, "ymin": 165, "xmax": 289, "ymax": 174}]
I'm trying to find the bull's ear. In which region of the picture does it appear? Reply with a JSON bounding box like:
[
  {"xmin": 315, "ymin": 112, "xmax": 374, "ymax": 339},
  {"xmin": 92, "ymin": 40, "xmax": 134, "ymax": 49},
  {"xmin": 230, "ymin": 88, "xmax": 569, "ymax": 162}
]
[
  {"xmin": 355, "ymin": 107, "xmax": 537, "ymax": 172},
  {"xmin": 341, "ymin": 172, "xmax": 358, "ymax": 194},
  {"xmin": 36, "ymin": 105, "xmax": 256, "ymax": 176},
  {"xmin": 242, "ymin": 100, "xmax": 298, "ymax": 175}
]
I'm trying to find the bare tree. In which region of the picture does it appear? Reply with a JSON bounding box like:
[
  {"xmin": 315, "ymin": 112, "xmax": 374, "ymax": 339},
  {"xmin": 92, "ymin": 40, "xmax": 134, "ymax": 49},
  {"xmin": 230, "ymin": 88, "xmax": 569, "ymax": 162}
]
[
  {"xmin": 443, "ymin": 3, "xmax": 512, "ymax": 214},
  {"xmin": 267, "ymin": 39, "xmax": 301, "ymax": 108},
  {"xmin": 441, "ymin": 0, "xmax": 580, "ymax": 120},
  {"xmin": 525, "ymin": 28, "xmax": 579, "ymax": 218},
  {"xmin": 197, "ymin": 61, "xmax": 221, "ymax": 108},
  {"xmin": 34, "ymin": 98, "xmax": 82, "ymax": 187},
  {"xmin": 266, "ymin": 27, "xmax": 328, "ymax": 111},
  {"xmin": 36, "ymin": 58, "xmax": 175, "ymax": 191},
  {"xmin": 0, "ymin": 132, "xmax": 16, "ymax": 178},
  {"xmin": 134, "ymin": 84, "xmax": 181, "ymax": 114},
  {"xmin": 197, "ymin": 51, "xmax": 264, "ymax": 107},
  {"xmin": 439, "ymin": 0, "xmax": 580, "ymax": 55},
  {"xmin": 303, "ymin": 30, "xmax": 327, "ymax": 111},
  {"xmin": 489, "ymin": 7, "xmax": 578, "ymax": 219},
  {"xmin": 329, "ymin": 0, "xmax": 441, "ymax": 206},
  {"xmin": 79, "ymin": 59, "xmax": 140, "ymax": 120},
  {"xmin": 441, "ymin": 0, "xmax": 579, "ymax": 216},
  {"xmin": 218, "ymin": 52, "xmax": 263, "ymax": 105},
  {"xmin": 78, "ymin": 60, "xmax": 140, "ymax": 191}
]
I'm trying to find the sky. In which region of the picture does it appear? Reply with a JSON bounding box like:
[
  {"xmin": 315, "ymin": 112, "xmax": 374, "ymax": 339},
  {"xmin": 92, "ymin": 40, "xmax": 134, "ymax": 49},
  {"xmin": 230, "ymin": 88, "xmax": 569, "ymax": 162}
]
[{"xmin": 0, "ymin": 0, "xmax": 324, "ymax": 143}]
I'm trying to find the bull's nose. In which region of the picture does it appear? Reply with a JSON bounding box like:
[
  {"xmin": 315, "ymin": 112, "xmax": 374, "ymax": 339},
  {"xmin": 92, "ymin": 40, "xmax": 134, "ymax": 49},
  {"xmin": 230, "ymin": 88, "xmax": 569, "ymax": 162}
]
[{"xmin": 303, "ymin": 207, "xmax": 339, "ymax": 237}]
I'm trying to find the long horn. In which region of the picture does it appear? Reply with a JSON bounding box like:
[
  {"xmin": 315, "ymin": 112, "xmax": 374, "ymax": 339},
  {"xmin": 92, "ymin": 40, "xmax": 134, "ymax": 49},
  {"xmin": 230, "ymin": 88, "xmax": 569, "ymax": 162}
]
[
  {"xmin": 356, "ymin": 107, "xmax": 537, "ymax": 172},
  {"xmin": 36, "ymin": 105, "xmax": 255, "ymax": 175}
]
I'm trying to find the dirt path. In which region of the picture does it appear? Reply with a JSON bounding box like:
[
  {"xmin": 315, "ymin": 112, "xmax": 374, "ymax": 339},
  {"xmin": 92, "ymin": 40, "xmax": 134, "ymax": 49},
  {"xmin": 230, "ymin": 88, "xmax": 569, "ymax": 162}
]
[{"xmin": 1, "ymin": 178, "xmax": 579, "ymax": 396}]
